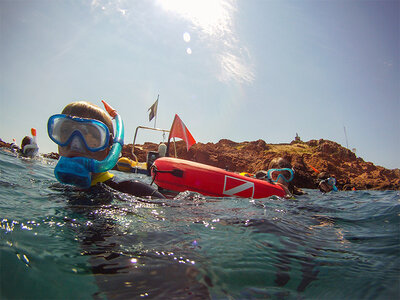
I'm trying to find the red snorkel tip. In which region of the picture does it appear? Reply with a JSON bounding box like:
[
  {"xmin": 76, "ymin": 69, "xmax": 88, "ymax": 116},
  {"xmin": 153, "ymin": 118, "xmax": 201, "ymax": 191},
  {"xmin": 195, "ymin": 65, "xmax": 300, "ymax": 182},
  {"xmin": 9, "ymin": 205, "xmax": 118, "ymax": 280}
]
[
  {"xmin": 102, "ymin": 100, "xmax": 117, "ymax": 118},
  {"xmin": 31, "ymin": 128, "xmax": 37, "ymax": 137}
]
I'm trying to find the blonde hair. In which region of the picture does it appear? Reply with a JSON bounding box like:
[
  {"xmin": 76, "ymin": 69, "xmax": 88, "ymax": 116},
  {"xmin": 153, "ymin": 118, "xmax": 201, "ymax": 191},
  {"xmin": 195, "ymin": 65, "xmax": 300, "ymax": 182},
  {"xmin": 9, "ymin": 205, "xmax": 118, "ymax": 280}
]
[{"xmin": 61, "ymin": 101, "xmax": 113, "ymax": 134}]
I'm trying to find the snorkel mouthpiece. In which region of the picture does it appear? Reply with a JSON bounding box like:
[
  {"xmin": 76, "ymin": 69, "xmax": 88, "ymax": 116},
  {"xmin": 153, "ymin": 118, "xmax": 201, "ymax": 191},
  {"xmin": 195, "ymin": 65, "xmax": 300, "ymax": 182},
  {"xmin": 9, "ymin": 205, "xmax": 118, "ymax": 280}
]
[
  {"xmin": 54, "ymin": 156, "xmax": 92, "ymax": 188},
  {"xmin": 53, "ymin": 100, "xmax": 124, "ymax": 188}
]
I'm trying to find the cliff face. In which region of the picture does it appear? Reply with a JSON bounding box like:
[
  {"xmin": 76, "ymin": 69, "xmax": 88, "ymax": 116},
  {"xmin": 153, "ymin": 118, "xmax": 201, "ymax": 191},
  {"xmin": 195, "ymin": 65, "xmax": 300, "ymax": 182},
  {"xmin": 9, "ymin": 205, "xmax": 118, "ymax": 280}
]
[
  {"xmin": 2, "ymin": 138, "xmax": 398, "ymax": 190},
  {"xmin": 121, "ymin": 139, "xmax": 399, "ymax": 191}
]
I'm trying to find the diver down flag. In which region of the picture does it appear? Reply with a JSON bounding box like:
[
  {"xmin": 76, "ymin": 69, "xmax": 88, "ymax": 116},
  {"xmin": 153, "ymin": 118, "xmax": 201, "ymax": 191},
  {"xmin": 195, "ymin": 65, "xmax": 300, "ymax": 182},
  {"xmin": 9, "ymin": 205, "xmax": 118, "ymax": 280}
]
[
  {"xmin": 169, "ymin": 114, "xmax": 196, "ymax": 151},
  {"xmin": 148, "ymin": 98, "xmax": 158, "ymax": 122},
  {"xmin": 223, "ymin": 176, "xmax": 255, "ymax": 198}
]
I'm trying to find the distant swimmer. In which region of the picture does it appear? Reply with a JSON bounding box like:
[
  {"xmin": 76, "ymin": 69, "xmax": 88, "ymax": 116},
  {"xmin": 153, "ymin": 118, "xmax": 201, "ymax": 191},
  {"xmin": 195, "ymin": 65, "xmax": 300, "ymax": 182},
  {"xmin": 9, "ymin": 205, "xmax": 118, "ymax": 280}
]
[
  {"xmin": 47, "ymin": 100, "xmax": 165, "ymax": 198},
  {"xmin": 255, "ymin": 157, "xmax": 306, "ymax": 198},
  {"xmin": 146, "ymin": 142, "xmax": 167, "ymax": 174},
  {"xmin": 317, "ymin": 172, "xmax": 338, "ymax": 193},
  {"xmin": 20, "ymin": 128, "xmax": 39, "ymax": 158},
  {"xmin": 10, "ymin": 138, "xmax": 20, "ymax": 153}
]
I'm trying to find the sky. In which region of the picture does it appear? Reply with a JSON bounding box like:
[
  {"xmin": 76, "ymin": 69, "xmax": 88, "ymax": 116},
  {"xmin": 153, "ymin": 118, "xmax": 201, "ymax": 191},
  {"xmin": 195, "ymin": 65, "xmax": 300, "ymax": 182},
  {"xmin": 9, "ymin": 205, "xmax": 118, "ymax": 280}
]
[{"xmin": 1, "ymin": 0, "xmax": 399, "ymax": 169}]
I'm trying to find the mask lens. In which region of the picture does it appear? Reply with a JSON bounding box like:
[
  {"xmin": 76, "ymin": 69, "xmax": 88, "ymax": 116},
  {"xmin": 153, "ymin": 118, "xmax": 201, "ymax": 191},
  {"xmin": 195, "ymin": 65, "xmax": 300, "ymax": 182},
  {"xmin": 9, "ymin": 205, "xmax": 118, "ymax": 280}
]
[
  {"xmin": 281, "ymin": 170, "xmax": 292, "ymax": 180},
  {"xmin": 327, "ymin": 177, "xmax": 336, "ymax": 186},
  {"xmin": 48, "ymin": 115, "xmax": 109, "ymax": 151},
  {"xmin": 52, "ymin": 118, "xmax": 78, "ymax": 144},
  {"xmin": 270, "ymin": 170, "xmax": 280, "ymax": 181},
  {"xmin": 268, "ymin": 168, "xmax": 294, "ymax": 183},
  {"xmin": 82, "ymin": 123, "xmax": 106, "ymax": 149}
]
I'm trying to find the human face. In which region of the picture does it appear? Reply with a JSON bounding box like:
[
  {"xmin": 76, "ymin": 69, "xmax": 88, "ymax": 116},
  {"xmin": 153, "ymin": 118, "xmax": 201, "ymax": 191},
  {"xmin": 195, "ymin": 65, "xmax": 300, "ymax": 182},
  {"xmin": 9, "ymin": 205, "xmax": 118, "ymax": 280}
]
[
  {"xmin": 319, "ymin": 181, "xmax": 333, "ymax": 193},
  {"xmin": 267, "ymin": 168, "xmax": 294, "ymax": 186},
  {"xmin": 48, "ymin": 114, "xmax": 111, "ymax": 161},
  {"xmin": 58, "ymin": 143, "xmax": 109, "ymax": 161}
]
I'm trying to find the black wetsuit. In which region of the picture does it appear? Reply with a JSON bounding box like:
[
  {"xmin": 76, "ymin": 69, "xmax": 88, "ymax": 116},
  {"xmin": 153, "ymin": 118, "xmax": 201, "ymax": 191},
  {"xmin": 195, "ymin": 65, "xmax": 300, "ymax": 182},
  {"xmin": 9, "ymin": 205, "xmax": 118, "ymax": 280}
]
[{"xmin": 104, "ymin": 177, "xmax": 165, "ymax": 198}]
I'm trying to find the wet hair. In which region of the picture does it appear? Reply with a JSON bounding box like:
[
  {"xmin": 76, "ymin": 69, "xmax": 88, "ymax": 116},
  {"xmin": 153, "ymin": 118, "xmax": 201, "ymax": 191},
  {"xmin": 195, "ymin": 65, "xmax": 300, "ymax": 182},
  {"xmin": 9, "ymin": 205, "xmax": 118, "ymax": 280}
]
[
  {"xmin": 317, "ymin": 172, "xmax": 330, "ymax": 180},
  {"xmin": 61, "ymin": 101, "xmax": 113, "ymax": 135},
  {"xmin": 268, "ymin": 157, "xmax": 292, "ymax": 169},
  {"xmin": 21, "ymin": 136, "xmax": 32, "ymax": 149}
]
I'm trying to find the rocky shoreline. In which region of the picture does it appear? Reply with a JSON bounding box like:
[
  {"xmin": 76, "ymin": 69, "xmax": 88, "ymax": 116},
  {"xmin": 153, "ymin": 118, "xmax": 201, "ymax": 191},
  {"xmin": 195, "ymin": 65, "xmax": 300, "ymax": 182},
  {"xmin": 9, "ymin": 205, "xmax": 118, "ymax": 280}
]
[
  {"xmin": 129, "ymin": 139, "xmax": 400, "ymax": 191},
  {"xmin": 1, "ymin": 138, "xmax": 399, "ymax": 191}
]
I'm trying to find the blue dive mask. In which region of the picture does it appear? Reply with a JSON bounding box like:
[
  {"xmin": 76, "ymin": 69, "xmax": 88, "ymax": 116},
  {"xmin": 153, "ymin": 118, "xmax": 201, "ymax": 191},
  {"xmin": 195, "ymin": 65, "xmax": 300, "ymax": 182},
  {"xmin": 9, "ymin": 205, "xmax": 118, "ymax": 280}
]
[
  {"xmin": 48, "ymin": 114, "xmax": 110, "ymax": 152},
  {"xmin": 267, "ymin": 168, "xmax": 294, "ymax": 183},
  {"xmin": 52, "ymin": 100, "xmax": 124, "ymax": 189}
]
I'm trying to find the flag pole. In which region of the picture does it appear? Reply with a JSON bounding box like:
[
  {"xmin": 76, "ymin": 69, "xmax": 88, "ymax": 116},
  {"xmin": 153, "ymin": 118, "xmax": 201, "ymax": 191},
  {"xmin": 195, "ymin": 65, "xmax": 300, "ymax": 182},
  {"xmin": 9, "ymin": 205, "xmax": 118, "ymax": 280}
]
[
  {"xmin": 166, "ymin": 114, "xmax": 176, "ymax": 157},
  {"xmin": 344, "ymin": 126, "xmax": 349, "ymax": 149}
]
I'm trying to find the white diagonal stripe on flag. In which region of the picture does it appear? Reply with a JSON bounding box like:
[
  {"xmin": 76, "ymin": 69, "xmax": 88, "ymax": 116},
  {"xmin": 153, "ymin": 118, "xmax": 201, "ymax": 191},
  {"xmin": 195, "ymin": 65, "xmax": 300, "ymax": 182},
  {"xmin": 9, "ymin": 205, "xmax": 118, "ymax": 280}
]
[{"xmin": 223, "ymin": 175, "xmax": 255, "ymax": 198}]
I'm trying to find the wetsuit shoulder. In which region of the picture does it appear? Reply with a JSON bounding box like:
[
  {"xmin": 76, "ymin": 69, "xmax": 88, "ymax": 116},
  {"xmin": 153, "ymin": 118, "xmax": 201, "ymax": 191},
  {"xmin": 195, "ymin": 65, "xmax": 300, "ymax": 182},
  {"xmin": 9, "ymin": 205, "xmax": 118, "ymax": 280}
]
[{"xmin": 104, "ymin": 177, "xmax": 165, "ymax": 198}]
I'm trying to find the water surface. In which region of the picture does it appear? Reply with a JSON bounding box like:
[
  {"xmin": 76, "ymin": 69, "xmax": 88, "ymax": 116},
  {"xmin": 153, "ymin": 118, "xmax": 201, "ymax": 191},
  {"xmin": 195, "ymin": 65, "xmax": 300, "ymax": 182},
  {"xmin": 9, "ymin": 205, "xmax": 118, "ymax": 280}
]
[{"xmin": 0, "ymin": 150, "xmax": 399, "ymax": 299}]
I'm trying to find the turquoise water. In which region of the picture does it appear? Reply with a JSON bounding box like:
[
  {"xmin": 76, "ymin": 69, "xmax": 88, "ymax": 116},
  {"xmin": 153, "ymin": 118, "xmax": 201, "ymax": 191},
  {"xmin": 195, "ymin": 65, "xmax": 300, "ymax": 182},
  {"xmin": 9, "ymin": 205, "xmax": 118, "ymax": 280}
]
[{"xmin": 0, "ymin": 150, "xmax": 399, "ymax": 300}]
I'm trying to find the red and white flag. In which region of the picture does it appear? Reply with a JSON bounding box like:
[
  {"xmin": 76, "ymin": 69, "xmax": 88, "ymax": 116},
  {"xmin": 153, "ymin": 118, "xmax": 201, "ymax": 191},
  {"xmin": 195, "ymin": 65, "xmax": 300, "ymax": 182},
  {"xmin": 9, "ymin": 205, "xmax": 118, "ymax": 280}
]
[{"xmin": 169, "ymin": 114, "xmax": 196, "ymax": 151}]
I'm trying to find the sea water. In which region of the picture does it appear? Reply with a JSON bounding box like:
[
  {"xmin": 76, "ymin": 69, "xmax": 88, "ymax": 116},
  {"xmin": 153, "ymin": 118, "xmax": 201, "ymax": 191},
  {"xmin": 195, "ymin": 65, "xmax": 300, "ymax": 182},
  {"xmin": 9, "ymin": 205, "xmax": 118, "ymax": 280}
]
[{"xmin": 0, "ymin": 150, "xmax": 399, "ymax": 300}]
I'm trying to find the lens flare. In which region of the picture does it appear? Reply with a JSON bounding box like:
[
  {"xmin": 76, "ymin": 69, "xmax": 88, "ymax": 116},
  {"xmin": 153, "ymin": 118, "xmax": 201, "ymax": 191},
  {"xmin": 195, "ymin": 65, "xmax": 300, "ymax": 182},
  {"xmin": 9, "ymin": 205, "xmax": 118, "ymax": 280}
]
[{"xmin": 183, "ymin": 32, "xmax": 191, "ymax": 42}]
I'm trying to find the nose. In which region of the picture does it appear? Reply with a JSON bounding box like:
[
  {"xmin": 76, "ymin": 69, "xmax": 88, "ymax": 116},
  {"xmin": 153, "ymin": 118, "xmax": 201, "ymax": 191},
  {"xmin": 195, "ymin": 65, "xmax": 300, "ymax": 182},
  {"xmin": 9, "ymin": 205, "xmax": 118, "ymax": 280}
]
[{"xmin": 69, "ymin": 135, "xmax": 86, "ymax": 152}]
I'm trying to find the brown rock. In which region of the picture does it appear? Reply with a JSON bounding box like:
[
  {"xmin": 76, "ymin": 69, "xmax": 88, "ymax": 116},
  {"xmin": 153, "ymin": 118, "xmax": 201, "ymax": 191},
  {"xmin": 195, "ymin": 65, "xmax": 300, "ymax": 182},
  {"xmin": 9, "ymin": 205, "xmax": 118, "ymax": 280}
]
[
  {"xmin": 42, "ymin": 152, "xmax": 60, "ymax": 160},
  {"xmin": 123, "ymin": 139, "xmax": 399, "ymax": 191}
]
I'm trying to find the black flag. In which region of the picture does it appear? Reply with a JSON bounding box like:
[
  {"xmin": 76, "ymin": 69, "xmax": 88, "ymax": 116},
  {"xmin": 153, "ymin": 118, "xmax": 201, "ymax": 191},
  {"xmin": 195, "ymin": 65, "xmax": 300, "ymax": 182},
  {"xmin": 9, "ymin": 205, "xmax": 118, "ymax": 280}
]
[{"xmin": 148, "ymin": 97, "xmax": 158, "ymax": 122}]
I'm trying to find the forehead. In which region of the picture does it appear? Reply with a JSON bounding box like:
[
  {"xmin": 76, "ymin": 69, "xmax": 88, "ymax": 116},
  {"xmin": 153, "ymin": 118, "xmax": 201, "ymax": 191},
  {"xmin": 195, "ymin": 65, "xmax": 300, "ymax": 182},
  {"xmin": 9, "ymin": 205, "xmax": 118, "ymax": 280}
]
[
  {"xmin": 62, "ymin": 103, "xmax": 113, "ymax": 132},
  {"xmin": 270, "ymin": 162, "xmax": 291, "ymax": 169}
]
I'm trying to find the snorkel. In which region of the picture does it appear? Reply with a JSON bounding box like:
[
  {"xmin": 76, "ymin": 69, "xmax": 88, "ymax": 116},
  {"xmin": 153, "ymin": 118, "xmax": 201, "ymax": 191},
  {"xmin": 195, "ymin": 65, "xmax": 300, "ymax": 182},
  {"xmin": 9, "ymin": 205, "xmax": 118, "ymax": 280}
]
[
  {"xmin": 31, "ymin": 128, "xmax": 37, "ymax": 145},
  {"xmin": 54, "ymin": 100, "xmax": 124, "ymax": 188},
  {"xmin": 318, "ymin": 176, "xmax": 338, "ymax": 193}
]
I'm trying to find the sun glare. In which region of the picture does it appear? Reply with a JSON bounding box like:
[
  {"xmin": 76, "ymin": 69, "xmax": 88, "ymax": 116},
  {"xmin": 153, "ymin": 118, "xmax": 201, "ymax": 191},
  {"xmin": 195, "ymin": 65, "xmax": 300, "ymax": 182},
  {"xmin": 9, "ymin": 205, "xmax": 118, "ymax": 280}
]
[
  {"xmin": 91, "ymin": 0, "xmax": 254, "ymax": 84},
  {"xmin": 183, "ymin": 32, "xmax": 191, "ymax": 42},
  {"xmin": 157, "ymin": 0, "xmax": 254, "ymax": 84},
  {"xmin": 157, "ymin": 0, "xmax": 234, "ymax": 38}
]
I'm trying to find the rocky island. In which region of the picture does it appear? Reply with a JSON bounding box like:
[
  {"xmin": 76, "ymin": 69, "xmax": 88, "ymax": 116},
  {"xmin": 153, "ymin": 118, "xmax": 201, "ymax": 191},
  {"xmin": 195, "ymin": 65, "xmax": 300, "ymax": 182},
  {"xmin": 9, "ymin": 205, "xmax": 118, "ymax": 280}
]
[
  {"xmin": 1, "ymin": 138, "xmax": 399, "ymax": 191},
  {"xmin": 120, "ymin": 138, "xmax": 399, "ymax": 191}
]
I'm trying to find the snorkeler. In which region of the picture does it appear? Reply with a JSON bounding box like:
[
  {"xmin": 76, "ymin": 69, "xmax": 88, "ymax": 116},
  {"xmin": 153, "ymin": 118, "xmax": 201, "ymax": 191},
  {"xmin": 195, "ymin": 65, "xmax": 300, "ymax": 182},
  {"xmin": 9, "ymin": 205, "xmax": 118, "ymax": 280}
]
[
  {"xmin": 10, "ymin": 138, "xmax": 20, "ymax": 153},
  {"xmin": 20, "ymin": 128, "xmax": 39, "ymax": 158},
  {"xmin": 47, "ymin": 100, "xmax": 165, "ymax": 198},
  {"xmin": 255, "ymin": 157, "xmax": 305, "ymax": 197},
  {"xmin": 146, "ymin": 142, "xmax": 167, "ymax": 174},
  {"xmin": 317, "ymin": 172, "xmax": 338, "ymax": 193}
]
